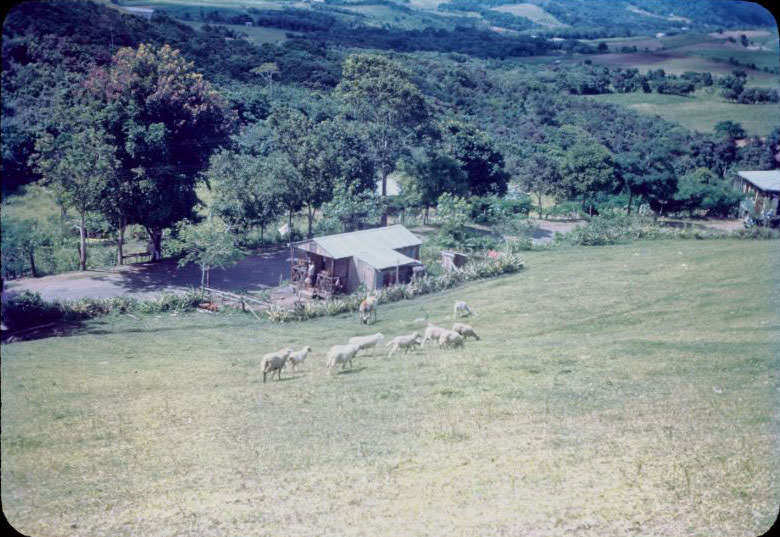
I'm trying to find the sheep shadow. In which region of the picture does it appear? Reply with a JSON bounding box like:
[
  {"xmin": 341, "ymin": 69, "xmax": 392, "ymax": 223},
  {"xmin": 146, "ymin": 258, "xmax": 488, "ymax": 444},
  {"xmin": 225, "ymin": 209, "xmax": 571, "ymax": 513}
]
[{"xmin": 335, "ymin": 366, "xmax": 367, "ymax": 375}]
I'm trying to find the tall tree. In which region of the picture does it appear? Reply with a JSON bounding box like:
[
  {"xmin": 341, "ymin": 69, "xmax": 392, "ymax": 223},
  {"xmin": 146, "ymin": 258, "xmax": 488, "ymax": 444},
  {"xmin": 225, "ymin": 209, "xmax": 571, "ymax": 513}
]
[
  {"xmin": 32, "ymin": 125, "xmax": 117, "ymax": 270},
  {"xmin": 400, "ymin": 148, "xmax": 468, "ymax": 224},
  {"xmin": 85, "ymin": 43, "xmax": 235, "ymax": 260},
  {"xmin": 616, "ymin": 145, "xmax": 677, "ymax": 216},
  {"xmin": 439, "ymin": 120, "xmax": 509, "ymax": 197},
  {"xmin": 172, "ymin": 219, "xmax": 244, "ymax": 291},
  {"xmin": 517, "ymin": 151, "xmax": 562, "ymax": 219},
  {"xmin": 335, "ymin": 53, "xmax": 429, "ymax": 224},
  {"xmin": 559, "ymin": 138, "xmax": 618, "ymax": 214},
  {"xmin": 207, "ymin": 150, "xmax": 283, "ymax": 244}
]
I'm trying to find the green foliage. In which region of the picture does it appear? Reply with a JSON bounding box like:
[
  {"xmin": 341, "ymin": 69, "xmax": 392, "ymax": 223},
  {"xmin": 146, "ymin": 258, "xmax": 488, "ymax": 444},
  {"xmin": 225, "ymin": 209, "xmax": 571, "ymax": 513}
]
[
  {"xmin": 435, "ymin": 193, "xmax": 470, "ymax": 240},
  {"xmin": 207, "ymin": 149, "xmax": 283, "ymax": 240},
  {"xmin": 170, "ymin": 219, "xmax": 245, "ymax": 287},
  {"xmin": 714, "ymin": 120, "xmax": 747, "ymax": 139},
  {"xmin": 439, "ymin": 120, "xmax": 509, "ymax": 197},
  {"xmin": 1, "ymin": 289, "xmax": 206, "ymax": 334},
  {"xmin": 318, "ymin": 187, "xmax": 382, "ymax": 233},
  {"xmin": 85, "ymin": 43, "xmax": 236, "ymax": 259}
]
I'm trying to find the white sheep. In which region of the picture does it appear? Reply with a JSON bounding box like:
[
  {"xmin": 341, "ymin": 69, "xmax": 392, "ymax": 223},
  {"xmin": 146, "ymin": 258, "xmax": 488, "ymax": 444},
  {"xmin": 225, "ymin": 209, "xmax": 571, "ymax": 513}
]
[
  {"xmin": 286, "ymin": 346, "xmax": 312, "ymax": 372},
  {"xmin": 326, "ymin": 343, "xmax": 361, "ymax": 372},
  {"xmin": 421, "ymin": 323, "xmax": 447, "ymax": 348},
  {"xmin": 385, "ymin": 332, "xmax": 422, "ymax": 357},
  {"xmin": 452, "ymin": 322, "xmax": 480, "ymax": 341},
  {"xmin": 438, "ymin": 330, "xmax": 464, "ymax": 349},
  {"xmin": 348, "ymin": 332, "xmax": 384, "ymax": 355},
  {"xmin": 452, "ymin": 300, "xmax": 474, "ymax": 319},
  {"xmin": 261, "ymin": 348, "xmax": 293, "ymax": 383}
]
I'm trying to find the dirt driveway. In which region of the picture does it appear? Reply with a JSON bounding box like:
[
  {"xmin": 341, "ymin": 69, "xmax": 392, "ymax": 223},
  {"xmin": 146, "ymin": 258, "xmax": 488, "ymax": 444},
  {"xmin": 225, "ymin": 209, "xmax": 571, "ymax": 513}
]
[{"xmin": 3, "ymin": 248, "xmax": 292, "ymax": 302}]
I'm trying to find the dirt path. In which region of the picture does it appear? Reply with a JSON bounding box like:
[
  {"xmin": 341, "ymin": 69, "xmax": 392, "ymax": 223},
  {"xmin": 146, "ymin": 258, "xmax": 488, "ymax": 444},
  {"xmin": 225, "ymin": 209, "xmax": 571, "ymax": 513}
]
[{"xmin": 3, "ymin": 248, "xmax": 292, "ymax": 302}]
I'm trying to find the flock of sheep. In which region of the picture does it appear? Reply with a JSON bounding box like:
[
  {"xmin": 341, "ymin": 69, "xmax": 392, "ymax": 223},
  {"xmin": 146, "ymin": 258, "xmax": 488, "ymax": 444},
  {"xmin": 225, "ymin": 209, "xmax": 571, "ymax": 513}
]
[{"xmin": 259, "ymin": 300, "xmax": 479, "ymax": 382}]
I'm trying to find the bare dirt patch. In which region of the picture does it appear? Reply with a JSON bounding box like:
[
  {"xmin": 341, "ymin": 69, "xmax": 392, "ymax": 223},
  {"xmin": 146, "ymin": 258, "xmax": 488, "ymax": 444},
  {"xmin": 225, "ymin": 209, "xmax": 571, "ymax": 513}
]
[{"xmin": 2, "ymin": 248, "xmax": 292, "ymax": 302}]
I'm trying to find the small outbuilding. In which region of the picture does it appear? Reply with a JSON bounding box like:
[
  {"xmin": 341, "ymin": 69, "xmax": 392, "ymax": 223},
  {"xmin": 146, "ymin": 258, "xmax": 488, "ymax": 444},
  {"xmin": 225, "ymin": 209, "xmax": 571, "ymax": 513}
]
[
  {"xmin": 735, "ymin": 170, "xmax": 780, "ymax": 217},
  {"xmin": 291, "ymin": 225, "xmax": 423, "ymax": 297}
]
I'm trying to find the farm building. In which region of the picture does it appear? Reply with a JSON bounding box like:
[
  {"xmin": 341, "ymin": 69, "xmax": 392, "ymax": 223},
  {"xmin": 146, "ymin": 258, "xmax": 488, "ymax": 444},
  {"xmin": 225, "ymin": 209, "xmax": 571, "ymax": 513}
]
[
  {"xmin": 291, "ymin": 225, "xmax": 424, "ymax": 297},
  {"xmin": 734, "ymin": 170, "xmax": 780, "ymax": 217}
]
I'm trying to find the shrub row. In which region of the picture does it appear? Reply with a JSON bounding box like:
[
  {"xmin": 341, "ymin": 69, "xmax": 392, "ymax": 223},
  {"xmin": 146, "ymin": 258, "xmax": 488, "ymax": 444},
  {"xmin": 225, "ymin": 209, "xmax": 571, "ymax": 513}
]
[
  {"xmin": 266, "ymin": 251, "xmax": 525, "ymax": 323},
  {"xmin": 1, "ymin": 290, "xmax": 204, "ymax": 333},
  {"xmin": 559, "ymin": 215, "xmax": 780, "ymax": 246}
]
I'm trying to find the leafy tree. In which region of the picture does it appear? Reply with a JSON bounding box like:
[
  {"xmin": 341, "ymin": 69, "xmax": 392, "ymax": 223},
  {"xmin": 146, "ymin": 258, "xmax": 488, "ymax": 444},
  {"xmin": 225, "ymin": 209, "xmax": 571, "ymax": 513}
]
[
  {"xmin": 85, "ymin": 43, "xmax": 235, "ymax": 260},
  {"xmin": 0, "ymin": 217, "xmax": 48, "ymax": 278},
  {"xmin": 400, "ymin": 148, "xmax": 468, "ymax": 223},
  {"xmin": 674, "ymin": 168, "xmax": 741, "ymax": 217},
  {"xmin": 616, "ymin": 146, "xmax": 677, "ymax": 216},
  {"xmin": 335, "ymin": 53, "xmax": 429, "ymax": 223},
  {"xmin": 207, "ymin": 150, "xmax": 283, "ymax": 244},
  {"xmin": 436, "ymin": 192, "xmax": 470, "ymax": 241},
  {"xmin": 517, "ymin": 152, "xmax": 562, "ymax": 218},
  {"xmin": 171, "ymin": 219, "xmax": 245, "ymax": 290},
  {"xmin": 31, "ymin": 125, "xmax": 117, "ymax": 270},
  {"xmin": 319, "ymin": 186, "xmax": 383, "ymax": 233},
  {"xmin": 439, "ymin": 120, "xmax": 509, "ymax": 197},
  {"xmin": 714, "ymin": 120, "xmax": 746, "ymax": 140},
  {"xmin": 559, "ymin": 139, "xmax": 618, "ymax": 214}
]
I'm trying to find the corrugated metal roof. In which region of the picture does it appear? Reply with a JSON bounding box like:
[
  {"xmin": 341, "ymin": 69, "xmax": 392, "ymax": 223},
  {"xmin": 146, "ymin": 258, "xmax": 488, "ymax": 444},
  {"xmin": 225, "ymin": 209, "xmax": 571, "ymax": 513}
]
[
  {"xmin": 295, "ymin": 225, "xmax": 423, "ymax": 270},
  {"xmin": 353, "ymin": 248, "xmax": 421, "ymax": 270},
  {"xmin": 737, "ymin": 170, "xmax": 780, "ymax": 193}
]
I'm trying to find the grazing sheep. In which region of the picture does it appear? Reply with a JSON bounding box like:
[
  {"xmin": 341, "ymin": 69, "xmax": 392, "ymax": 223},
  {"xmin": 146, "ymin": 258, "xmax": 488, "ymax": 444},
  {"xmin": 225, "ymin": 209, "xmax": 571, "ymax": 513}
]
[
  {"xmin": 452, "ymin": 322, "xmax": 480, "ymax": 341},
  {"xmin": 385, "ymin": 332, "xmax": 422, "ymax": 357},
  {"xmin": 421, "ymin": 323, "xmax": 447, "ymax": 348},
  {"xmin": 348, "ymin": 332, "xmax": 384, "ymax": 355},
  {"xmin": 287, "ymin": 346, "xmax": 312, "ymax": 372},
  {"xmin": 452, "ymin": 300, "xmax": 474, "ymax": 319},
  {"xmin": 261, "ymin": 348, "xmax": 293, "ymax": 383},
  {"xmin": 326, "ymin": 343, "xmax": 361, "ymax": 372},
  {"xmin": 359, "ymin": 295, "xmax": 378, "ymax": 324},
  {"xmin": 438, "ymin": 330, "xmax": 464, "ymax": 349}
]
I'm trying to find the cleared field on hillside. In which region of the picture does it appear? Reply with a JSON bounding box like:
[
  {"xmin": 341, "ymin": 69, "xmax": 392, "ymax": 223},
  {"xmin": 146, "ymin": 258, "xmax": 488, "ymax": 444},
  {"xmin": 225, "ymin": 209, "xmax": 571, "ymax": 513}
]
[
  {"xmin": 182, "ymin": 20, "xmax": 292, "ymax": 43},
  {"xmin": 3, "ymin": 239, "xmax": 778, "ymax": 536},
  {"xmin": 579, "ymin": 92, "xmax": 780, "ymax": 136},
  {"xmin": 491, "ymin": 3, "xmax": 566, "ymax": 27}
]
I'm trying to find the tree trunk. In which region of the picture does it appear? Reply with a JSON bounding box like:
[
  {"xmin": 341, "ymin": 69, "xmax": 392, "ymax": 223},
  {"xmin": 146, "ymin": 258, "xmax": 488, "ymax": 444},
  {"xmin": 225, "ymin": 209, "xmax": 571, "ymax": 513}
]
[
  {"xmin": 424, "ymin": 206, "xmax": 429, "ymax": 225},
  {"xmin": 626, "ymin": 191, "xmax": 634, "ymax": 216},
  {"xmin": 201, "ymin": 264, "xmax": 206, "ymax": 290},
  {"xmin": 147, "ymin": 227, "xmax": 163, "ymax": 261},
  {"xmin": 288, "ymin": 209, "xmax": 294, "ymax": 240},
  {"xmin": 260, "ymin": 224, "xmax": 265, "ymax": 245},
  {"xmin": 79, "ymin": 211, "xmax": 87, "ymax": 271},
  {"xmin": 380, "ymin": 170, "xmax": 389, "ymax": 226},
  {"xmin": 307, "ymin": 205, "xmax": 314, "ymax": 238},
  {"xmin": 537, "ymin": 192, "xmax": 543, "ymax": 219},
  {"xmin": 116, "ymin": 217, "xmax": 125, "ymax": 265},
  {"xmin": 28, "ymin": 250, "xmax": 37, "ymax": 278}
]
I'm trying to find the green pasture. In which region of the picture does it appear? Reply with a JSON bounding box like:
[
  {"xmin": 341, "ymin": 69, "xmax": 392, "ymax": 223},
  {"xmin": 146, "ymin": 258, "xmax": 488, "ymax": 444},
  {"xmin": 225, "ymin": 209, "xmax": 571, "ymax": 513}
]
[
  {"xmin": 579, "ymin": 91, "xmax": 780, "ymax": 136},
  {"xmin": 182, "ymin": 20, "xmax": 293, "ymax": 44},
  {"xmin": 3, "ymin": 239, "xmax": 778, "ymax": 536}
]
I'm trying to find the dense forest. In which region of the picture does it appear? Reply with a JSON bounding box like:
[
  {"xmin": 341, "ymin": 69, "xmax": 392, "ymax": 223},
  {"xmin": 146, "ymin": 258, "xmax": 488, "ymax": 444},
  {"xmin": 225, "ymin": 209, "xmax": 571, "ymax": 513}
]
[{"xmin": 2, "ymin": 0, "xmax": 778, "ymax": 279}]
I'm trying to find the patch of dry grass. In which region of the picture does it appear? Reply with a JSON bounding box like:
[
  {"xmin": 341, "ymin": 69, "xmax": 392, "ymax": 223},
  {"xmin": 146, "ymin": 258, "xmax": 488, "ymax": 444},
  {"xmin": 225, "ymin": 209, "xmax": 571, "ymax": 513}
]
[{"xmin": 2, "ymin": 239, "xmax": 779, "ymax": 536}]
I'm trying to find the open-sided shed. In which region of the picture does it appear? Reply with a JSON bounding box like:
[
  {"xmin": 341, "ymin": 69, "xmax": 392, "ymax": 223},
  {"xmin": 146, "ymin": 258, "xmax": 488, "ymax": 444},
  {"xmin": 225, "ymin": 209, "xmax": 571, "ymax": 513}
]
[{"xmin": 291, "ymin": 225, "xmax": 423, "ymax": 296}]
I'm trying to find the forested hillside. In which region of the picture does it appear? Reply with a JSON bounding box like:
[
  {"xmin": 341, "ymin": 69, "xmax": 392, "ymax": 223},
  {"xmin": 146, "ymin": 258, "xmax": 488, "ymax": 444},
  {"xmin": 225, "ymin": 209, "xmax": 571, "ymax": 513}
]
[{"xmin": 2, "ymin": 0, "xmax": 778, "ymax": 279}]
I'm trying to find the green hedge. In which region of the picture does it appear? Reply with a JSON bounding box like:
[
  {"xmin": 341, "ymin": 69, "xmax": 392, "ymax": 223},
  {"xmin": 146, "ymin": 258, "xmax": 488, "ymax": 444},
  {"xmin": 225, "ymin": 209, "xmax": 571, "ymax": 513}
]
[{"xmin": 1, "ymin": 290, "xmax": 204, "ymax": 334}]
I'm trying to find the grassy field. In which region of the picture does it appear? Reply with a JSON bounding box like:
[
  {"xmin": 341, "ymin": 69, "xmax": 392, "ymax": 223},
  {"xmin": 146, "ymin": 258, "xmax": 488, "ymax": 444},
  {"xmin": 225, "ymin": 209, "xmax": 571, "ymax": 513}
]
[
  {"xmin": 182, "ymin": 20, "xmax": 293, "ymax": 44},
  {"xmin": 491, "ymin": 4, "xmax": 567, "ymax": 28},
  {"xmin": 578, "ymin": 91, "xmax": 780, "ymax": 136},
  {"xmin": 2, "ymin": 239, "xmax": 779, "ymax": 536}
]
